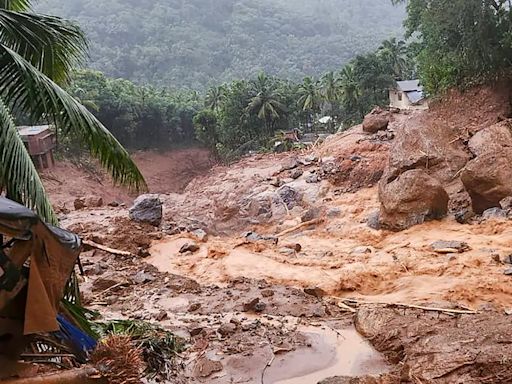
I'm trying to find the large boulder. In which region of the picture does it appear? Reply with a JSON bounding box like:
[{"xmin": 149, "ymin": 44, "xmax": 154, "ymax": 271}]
[
  {"xmin": 461, "ymin": 153, "xmax": 512, "ymax": 214},
  {"xmin": 379, "ymin": 169, "xmax": 449, "ymax": 231},
  {"xmin": 362, "ymin": 108, "xmax": 390, "ymax": 134},
  {"xmin": 129, "ymin": 194, "xmax": 163, "ymax": 226},
  {"xmin": 467, "ymin": 121, "xmax": 512, "ymax": 157}
]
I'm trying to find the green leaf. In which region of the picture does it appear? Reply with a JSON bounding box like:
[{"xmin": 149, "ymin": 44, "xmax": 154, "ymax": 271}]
[{"xmin": 0, "ymin": 44, "xmax": 147, "ymax": 192}]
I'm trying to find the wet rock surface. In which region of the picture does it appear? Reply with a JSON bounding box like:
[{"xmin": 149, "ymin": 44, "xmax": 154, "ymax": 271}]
[{"xmin": 129, "ymin": 194, "xmax": 163, "ymax": 226}]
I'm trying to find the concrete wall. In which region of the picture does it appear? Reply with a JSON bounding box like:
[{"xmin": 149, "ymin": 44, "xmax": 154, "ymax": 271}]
[{"xmin": 389, "ymin": 90, "xmax": 429, "ymax": 110}]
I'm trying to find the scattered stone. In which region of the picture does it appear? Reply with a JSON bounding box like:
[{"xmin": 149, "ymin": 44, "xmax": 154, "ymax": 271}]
[
  {"xmin": 261, "ymin": 289, "xmax": 274, "ymax": 298},
  {"xmin": 137, "ymin": 247, "xmax": 150, "ymax": 258},
  {"xmin": 362, "ymin": 107, "xmax": 390, "ymax": 133},
  {"xmin": 503, "ymin": 254, "xmax": 512, "ymax": 264},
  {"xmin": 326, "ymin": 208, "xmax": 341, "ymax": 218},
  {"xmin": 299, "ymin": 155, "xmax": 318, "ymax": 166},
  {"xmin": 73, "ymin": 198, "xmax": 86, "ymax": 210},
  {"xmin": 491, "ymin": 253, "xmax": 501, "ymax": 264},
  {"xmin": 190, "ymin": 326, "xmax": 204, "ymax": 337},
  {"xmin": 304, "ymin": 286, "xmax": 327, "ymax": 298},
  {"xmin": 180, "ymin": 242, "xmax": 200, "ymax": 253},
  {"xmin": 188, "ymin": 303, "xmax": 202, "ymax": 312},
  {"xmin": 350, "ymin": 155, "xmax": 362, "ymax": 162},
  {"xmin": 504, "ymin": 268, "xmax": 512, "ymax": 276},
  {"xmin": 505, "ymin": 308, "xmax": 512, "ymax": 316},
  {"xmin": 217, "ymin": 322, "xmax": 237, "ymax": 337},
  {"xmin": 500, "ymin": 196, "xmax": 512, "ymax": 210},
  {"xmin": 91, "ymin": 278, "xmax": 120, "ymax": 293},
  {"xmin": 277, "ymin": 186, "xmax": 302, "ymax": 209},
  {"xmin": 132, "ymin": 271, "xmax": 155, "ymax": 284},
  {"xmin": 283, "ymin": 243, "xmax": 302, "ymax": 252},
  {"xmin": 280, "ymin": 158, "xmax": 299, "ymax": 172},
  {"xmin": 351, "ymin": 246, "xmax": 372, "ymax": 255},
  {"xmin": 129, "ymin": 194, "xmax": 163, "ymax": 226},
  {"xmin": 193, "ymin": 357, "xmax": 223, "ymax": 378},
  {"xmin": 154, "ymin": 310, "xmax": 168, "ymax": 321},
  {"xmin": 270, "ymin": 178, "xmax": 284, "ymax": 187},
  {"xmin": 431, "ymin": 240, "xmax": 470, "ymax": 254},
  {"xmin": 290, "ymin": 169, "xmax": 303, "ymax": 180},
  {"xmin": 454, "ymin": 209, "xmax": 474, "ymax": 224},
  {"xmin": 191, "ymin": 229, "xmax": 208, "ymax": 242},
  {"xmin": 85, "ymin": 196, "xmax": 103, "ymax": 208},
  {"xmin": 244, "ymin": 232, "xmax": 278, "ymax": 244},
  {"xmin": 254, "ymin": 301, "xmax": 267, "ymax": 312},
  {"xmin": 366, "ymin": 211, "xmax": 381, "ymax": 230},
  {"xmin": 278, "ymin": 247, "xmax": 295, "ymax": 256},
  {"xmin": 305, "ymin": 174, "xmax": 320, "ymax": 184},
  {"xmin": 243, "ymin": 298, "xmax": 261, "ymax": 312},
  {"xmin": 108, "ymin": 201, "xmax": 120, "ymax": 207},
  {"xmin": 482, "ymin": 207, "xmax": 508, "ymax": 220},
  {"xmin": 301, "ymin": 207, "xmax": 322, "ymax": 222}
]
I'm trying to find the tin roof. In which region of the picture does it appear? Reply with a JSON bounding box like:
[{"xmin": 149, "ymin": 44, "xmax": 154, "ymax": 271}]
[
  {"xmin": 17, "ymin": 125, "xmax": 53, "ymax": 137},
  {"xmin": 396, "ymin": 80, "xmax": 422, "ymax": 92}
]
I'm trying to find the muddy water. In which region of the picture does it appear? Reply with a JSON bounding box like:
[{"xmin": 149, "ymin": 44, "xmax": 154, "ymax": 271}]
[{"xmin": 266, "ymin": 326, "xmax": 390, "ymax": 384}]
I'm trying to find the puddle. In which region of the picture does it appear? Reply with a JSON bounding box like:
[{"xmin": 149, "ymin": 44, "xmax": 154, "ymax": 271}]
[{"xmin": 265, "ymin": 325, "xmax": 390, "ymax": 384}]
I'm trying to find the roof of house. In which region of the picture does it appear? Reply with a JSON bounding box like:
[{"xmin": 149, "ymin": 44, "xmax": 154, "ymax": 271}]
[
  {"xmin": 396, "ymin": 80, "xmax": 422, "ymax": 92},
  {"xmin": 18, "ymin": 125, "xmax": 53, "ymax": 137},
  {"xmin": 394, "ymin": 80, "xmax": 425, "ymax": 105}
]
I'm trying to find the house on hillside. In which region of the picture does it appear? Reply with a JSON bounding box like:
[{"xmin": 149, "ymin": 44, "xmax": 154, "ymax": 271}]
[
  {"xmin": 389, "ymin": 80, "xmax": 428, "ymax": 110},
  {"xmin": 18, "ymin": 125, "xmax": 56, "ymax": 169}
]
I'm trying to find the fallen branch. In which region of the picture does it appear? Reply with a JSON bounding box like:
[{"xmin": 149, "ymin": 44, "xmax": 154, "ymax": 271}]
[
  {"xmin": 82, "ymin": 240, "xmax": 133, "ymax": 257},
  {"xmin": 276, "ymin": 218, "xmax": 323, "ymax": 238},
  {"xmin": 340, "ymin": 298, "xmax": 477, "ymax": 315}
]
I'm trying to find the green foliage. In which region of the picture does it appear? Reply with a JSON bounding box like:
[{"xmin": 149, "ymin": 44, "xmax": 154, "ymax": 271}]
[
  {"xmin": 193, "ymin": 109, "xmax": 219, "ymax": 154},
  {"xmin": 397, "ymin": 0, "xmax": 512, "ymax": 94},
  {"xmin": 36, "ymin": 0, "xmax": 405, "ymax": 89},
  {"xmin": 0, "ymin": 3, "xmax": 146, "ymax": 223},
  {"xmin": 67, "ymin": 69, "xmax": 201, "ymax": 151}
]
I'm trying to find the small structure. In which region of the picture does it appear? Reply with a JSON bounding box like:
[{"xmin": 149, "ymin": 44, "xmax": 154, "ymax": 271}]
[
  {"xmin": 18, "ymin": 125, "xmax": 56, "ymax": 169},
  {"xmin": 389, "ymin": 80, "xmax": 428, "ymax": 110}
]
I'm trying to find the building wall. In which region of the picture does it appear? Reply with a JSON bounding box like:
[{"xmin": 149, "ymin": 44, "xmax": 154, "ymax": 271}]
[{"xmin": 389, "ymin": 90, "xmax": 429, "ymax": 110}]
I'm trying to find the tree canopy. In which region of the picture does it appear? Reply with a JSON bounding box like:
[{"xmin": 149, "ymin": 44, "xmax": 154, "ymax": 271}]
[{"xmin": 36, "ymin": 0, "xmax": 406, "ymax": 89}]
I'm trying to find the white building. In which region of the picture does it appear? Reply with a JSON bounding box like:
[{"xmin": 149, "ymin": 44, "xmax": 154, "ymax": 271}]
[{"xmin": 389, "ymin": 80, "xmax": 428, "ymax": 110}]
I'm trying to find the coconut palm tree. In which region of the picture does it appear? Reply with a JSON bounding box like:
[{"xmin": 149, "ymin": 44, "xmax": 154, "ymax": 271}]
[
  {"xmin": 320, "ymin": 71, "xmax": 342, "ymax": 131},
  {"xmin": 378, "ymin": 38, "xmax": 408, "ymax": 79},
  {"xmin": 0, "ymin": 1, "xmax": 146, "ymax": 224},
  {"xmin": 297, "ymin": 76, "xmax": 320, "ymax": 129},
  {"xmin": 246, "ymin": 73, "xmax": 286, "ymax": 135},
  {"xmin": 205, "ymin": 85, "xmax": 226, "ymax": 112}
]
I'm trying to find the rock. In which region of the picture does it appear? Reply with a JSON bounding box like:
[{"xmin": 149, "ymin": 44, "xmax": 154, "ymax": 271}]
[
  {"xmin": 179, "ymin": 242, "xmax": 200, "ymax": 253},
  {"xmin": 129, "ymin": 194, "xmax": 163, "ymax": 226},
  {"xmin": 280, "ymin": 158, "xmax": 299, "ymax": 171},
  {"xmin": 188, "ymin": 303, "xmax": 201, "ymax": 312},
  {"xmin": 366, "ymin": 211, "xmax": 381, "ymax": 230},
  {"xmin": 132, "ymin": 271, "xmax": 155, "ymax": 284},
  {"xmin": 261, "ymin": 289, "xmax": 274, "ymax": 298},
  {"xmin": 500, "ymin": 196, "xmax": 512, "ymax": 210},
  {"xmin": 362, "ymin": 108, "xmax": 390, "ymax": 133},
  {"xmin": 278, "ymin": 247, "xmax": 295, "ymax": 256},
  {"xmin": 193, "ymin": 357, "xmax": 223, "ymax": 378},
  {"xmin": 304, "ymin": 286, "xmax": 327, "ymax": 298},
  {"xmin": 243, "ymin": 298, "xmax": 260, "ymax": 312},
  {"xmin": 505, "ymin": 308, "xmax": 512, "ymax": 316},
  {"xmin": 85, "ymin": 196, "xmax": 103, "ymax": 208},
  {"xmin": 254, "ymin": 301, "xmax": 267, "ymax": 312},
  {"xmin": 270, "ymin": 178, "xmax": 284, "ymax": 187},
  {"xmin": 301, "ymin": 207, "xmax": 322, "ymax": 222},
  {"xmin": 91, "ymin": 278, "xmax": 120, "ymax": 292},
  {"xmin": 217, "ymin": 323, "xmax": 237, "ymax": 337},
  {"xmin": 461, "ymin": 153, "xmax": 512, "ymax": 214},
  {"xmin": 154, "ymin": 310, "xmax": 168, "ymax": 321},
  {"xmin": 108, "ymin": 201, "xmax": 120, "ymax": 207},
  {"xmin": 326, "ymin": 208, "xmax": 341, "ymax": 218},
  {"xmin": 290, "ymin": 169, "xmax": 303, "ymax": 180},
  {"xmin": 73, "ymin": 198, "xmax": 86, "ymax": 210},
  {"xmin": 191, "ymin": 229, "xmax": 208, "ymax": 242},
  {"xmin": 276, "ymin": 186, "xmax": 302, "ymax": 209},
  {"xmin": 504, "ymin": 268, "xmax": 512, "ymax": 276},
  {"xmin": 431, "ymin": 240, "xmax": 470, "ymax": 253},
  {"xmin": 305, "ymin": 174, "xmax": 320, "ymax": 183},
  {"xmin": 351, "ymin": 246, "xmax": 372, "ymax": 255},
  {"xmin": 379, "ymin": 169, "xmax": 449, "ymax": 231},
  {"xmin": 189, "ymin": 326, "xmax": 204, "ymax": 337},
  {"xmin": 299, "ymin": 155, "xmax": 318, "ymax": 166},
  {"xmin": 468, "ymin": 121, "xmax": 512, "ymax": 157},
  {"xmin": 482, "ymin": 207, "xmax": 508, "ymax": 220},
  {"xmin": 283, "ymin": 243, "xmax": 302, "ymax": 252},
  {"xmin": 503, "ymin": 254, "xmax": 512, "ymax": 264}
]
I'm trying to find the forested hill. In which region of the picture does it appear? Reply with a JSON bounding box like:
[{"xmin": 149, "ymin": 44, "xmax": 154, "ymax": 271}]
[{"xmin": 36, "ymin": 0, "xmax": 405, "ymax": 89}]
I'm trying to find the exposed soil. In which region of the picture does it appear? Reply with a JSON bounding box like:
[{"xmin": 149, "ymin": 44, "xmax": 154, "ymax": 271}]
[{"xmin": 38, "ymin": 85, "xmax": 512, "ymax": 383}]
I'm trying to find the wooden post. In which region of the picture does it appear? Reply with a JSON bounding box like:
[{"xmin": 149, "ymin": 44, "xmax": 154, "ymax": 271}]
[{"xmin": 0, "ymin": 368, "xmax": 108, "ymax": 384}]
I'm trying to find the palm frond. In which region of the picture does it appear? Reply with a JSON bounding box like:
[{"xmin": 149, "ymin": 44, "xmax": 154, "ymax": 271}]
[
  {"xmin": 0, "ymin": 44, "xmax": 147, "ymax": 192},
  {"xmin": 0, "ymin": 9, "xmax": 87, "ymax": 83},
  {"xmin": 0, "ymin": 97, "xmax": 57, "ymax": 223},
  {"xmin": 0, "ymin": 0, "xmax": 32, "ymax": 11}
]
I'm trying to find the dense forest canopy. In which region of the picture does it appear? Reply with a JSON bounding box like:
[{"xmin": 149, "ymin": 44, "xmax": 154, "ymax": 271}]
[{"xmin": 36, "ymin": 0, "xmax": 406, "ymax": 88}]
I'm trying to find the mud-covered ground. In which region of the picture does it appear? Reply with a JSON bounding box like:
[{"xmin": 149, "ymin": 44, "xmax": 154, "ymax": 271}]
[{"xmin": 47, "ymin": 85, "xmax": 512, "ymax": 383}]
